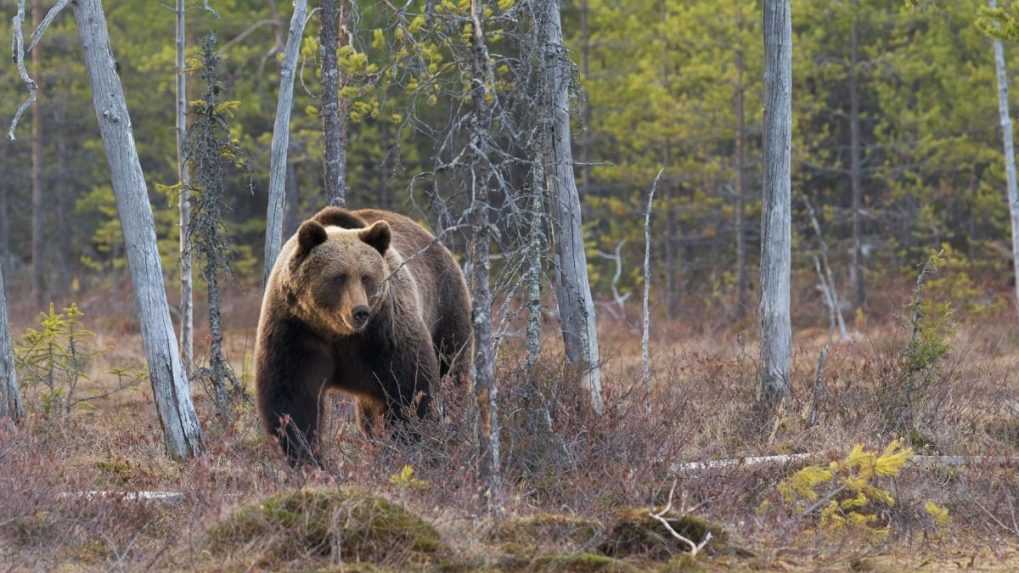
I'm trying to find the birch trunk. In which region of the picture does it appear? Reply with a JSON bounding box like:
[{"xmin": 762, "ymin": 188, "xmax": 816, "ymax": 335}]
[
  {"xmin": 760, "ymin": 0, "xmax": 793, "ymax": 406},
  {"xmin": 0, "ymin": 262, "xmax": 22, "ymax": 423},
  {"xmin": 319, "ymin": 0, "xmax": 347, "ymax": 206},
  {"xmin": 848, "ymin": 4, "xmax": 866, "ymax": 310},
  {"xmin": 73, "ymin": 0, "xmax": 203, "ymax": 460},
  {"xmin": 176, "ymin": 0, "xmax": 193, "ymax": 374},
  {"xmin": 526, "ymin": 157, "xmax": 545, "ymax": 372},
  {"xmin": 535, "ymin": 0, "xmax": 604, "ymax": 415},
  {"xmin": 31, "ymin": 0, "xmax": 44, "ymax": 308},
  {"xmin": 469, "ymin": 0, "xmax": 501, "ymax": 512},
  {"xmin": 990, "ymin": 0, "xmax": 1019, "ymax": 321},
  {"xmin": 263, "ymin": 0, "xmax": 309, "ymax": 285}
]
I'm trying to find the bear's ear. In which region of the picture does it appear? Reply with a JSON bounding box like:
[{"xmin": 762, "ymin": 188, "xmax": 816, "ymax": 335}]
[
  {"xmin": 359, "ymin": 221, "xmax": 391, "ymax": 255},
  {"xmin": 313, "ymin": 206, "xmax": 366, "ymax": 229},
  {"xmin": 296, "ymin": 220, "xmax": 328, "ymax": 257}
]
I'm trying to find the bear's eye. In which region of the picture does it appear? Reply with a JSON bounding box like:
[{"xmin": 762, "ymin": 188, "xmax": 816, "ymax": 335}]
[
  {"xmin": 362, "ymin": 275, "xmax": 375, "ymax": 291},
  {"xmin": 332, "ymin": 273, "xmax": 347, "ymax": 286}
]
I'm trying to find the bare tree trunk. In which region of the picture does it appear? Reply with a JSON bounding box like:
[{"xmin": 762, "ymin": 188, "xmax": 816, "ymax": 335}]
[
  {"xmin": 735, "ymin": 21, "xmax": 750, "ymax": 319},
  {"xmin": 526, "ymin": 158, "xmax": 545, "ymax": 372},
  {"xmin": 759, "ymin": 0, "xmax": 793, "ymax": 407},
  {"xmin": 320, "ymin": 0, "xmax": 348, "ymax": 206},
  {"xmin": 74, "ymin": 0, "xmax": 203, "ymax": 460},
  {"xmin": 641, "ymin": 170, "xmax": 663, "ymax": 398},
  {"xmin": 0, "ymin": 184, "xmax": 8, "ymax": 276},
  {"xmin": 848, "ymin": 4, "xmax": 866, "ymax": 310},
  {"xmin": 991, "ymin": 0, "xmax": 1019, "ymax": 321},
  {"xmin": 31, "ymin": 0, "xmax": 44, "ymax": 308},
  {"xmin": 536, "ymin": 0, "xmax": 603, "ymax": 415},
  {"xmin": 469, "ymin": 0, "xmax": 501, "ymax": 513},
  {"xmin": 177, "ymin": 0, "xmax": 194, "ymax": 375},
  {"xmin": 263, "ymin": 0, "xmax": 309, "ymax": 286},
  {"xmin": 0, "ymin": 262, "xmax": 22, "ymax": 423}
]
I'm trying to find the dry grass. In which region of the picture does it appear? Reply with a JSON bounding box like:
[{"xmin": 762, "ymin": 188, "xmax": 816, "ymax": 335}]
[{"xmin": 4, "ymin": 278, "xmax": 1019, "ymax": 571}]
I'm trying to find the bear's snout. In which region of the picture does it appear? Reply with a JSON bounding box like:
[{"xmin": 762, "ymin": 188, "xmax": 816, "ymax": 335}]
[{"xmin": 351, "ymin": 305, "xmax": 371, "ymax": 328}]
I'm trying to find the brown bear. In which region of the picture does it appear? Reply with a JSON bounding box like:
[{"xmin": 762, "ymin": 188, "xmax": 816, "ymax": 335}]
[{"xmin": 255, "ymin": 206, "xmax": 472, "ymax": 465}]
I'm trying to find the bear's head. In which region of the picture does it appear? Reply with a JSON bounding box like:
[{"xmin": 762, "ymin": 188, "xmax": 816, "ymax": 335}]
[{"xmin": 286, "ymin": 216, "xmax": 392, "ymax": 336}]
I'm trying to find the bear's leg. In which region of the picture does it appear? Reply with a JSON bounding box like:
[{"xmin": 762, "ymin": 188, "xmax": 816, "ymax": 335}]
[
  {"xmin": 355, "ymin": 396, "xmax": 386, "ymax": 437},
  {"xmin": 376, "ymin": 332, "xmax": 439, "ymax": 440},
  {"xmin": 255, "ymin": 322, "xmax": 334, "ymax": 466}
]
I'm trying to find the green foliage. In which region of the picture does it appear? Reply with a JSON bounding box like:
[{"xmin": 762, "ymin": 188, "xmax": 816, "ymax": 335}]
[
  {"xmin": 15, "ymin": 304, "xmax": 93, "ymax": 418},
  {"xmin": 778, "ymin": 440, "xmax": 913, "ymax": 540}
]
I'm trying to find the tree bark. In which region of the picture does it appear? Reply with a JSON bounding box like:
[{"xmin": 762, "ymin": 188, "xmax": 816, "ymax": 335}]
[
  {"xmin": 73, "ymin": 0, "xmax": 203, "ymax": 460},
  {"xmin": 536, "ymin": 0, "xmax": 604, "ymax": 415},
  {"xmin": 0, "ymin": 184, "xmax": 8, "ymax": 276},
  {"xmin": 735, "ymin": 10, "xmax": 750, "ymax": 319},
  {"xmin": 31, "ymin": 0, "xmax": 44, "ymax": 308},
  {"xmin": 848, "ymin": 3, "xmax": 866, "ymax": 310},
  {"xmin": 176, "ymin": 0, "xmax": 194, "ymax": 374},
  {"xmin": 284, "ymin": 154, "xmax": 301, "ymax": 237},
  {"xmin": 0, "ymin": 261, "xmax": 23, "ymax": 423},
  {"xmin": 263, "ymin": 0, "xmax": 309, "ymax": 286},
  {"xmin": 526, "ymin": 156, "xmax": 545, "ymax": 372},
  {"xmin": 759, "ymin": 0, "xmax": 793, "ymax": 407},
  {"xmin": 990, "ymin": 0, "xmax": 1019, "ymax": 321},
  {"xmin": 469, "ymin": 0, "xmax": 501, "ymax": 513},
  {"xmin": 319, "ymin": 0, "xmax": 348, "ymax": 206}
]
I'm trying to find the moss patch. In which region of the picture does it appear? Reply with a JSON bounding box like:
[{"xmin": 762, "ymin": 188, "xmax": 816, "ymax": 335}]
[
  {"xmin": 488, "ymin": 513, "xmax": 603, "ymax": 549},
  {"xmin": 598, "ymin": 509, "xmax": 727, "ymax": 561},
  {"xmin": 206, "ymin": 487, "xmax": 447, "ymax": 569}
]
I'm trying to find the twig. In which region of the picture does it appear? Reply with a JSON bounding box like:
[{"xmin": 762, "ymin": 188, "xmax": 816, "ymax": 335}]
[
  {"xmin": 26, "ymin": 0, "xmax": 71, "ymax": 56},
  {"xmin": 9, "ymin": 0, "xmax": 36, "ymax": 141},
  {"xmin": 649, "ymin": 479, "xmax": 712, "ymax": 557},
  {"xmin": 672, "ymin": 453, "xmax": 1019, "ymax": 474}
]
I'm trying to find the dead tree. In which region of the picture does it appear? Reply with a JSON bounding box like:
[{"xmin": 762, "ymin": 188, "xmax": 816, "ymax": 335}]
[
  {"xmin": 760, "ymin": 0, "xmax": 793, "ymax": 409},
  {"xmin": 468, "ymin": 0, "xmax": 502, "ymax": 513},
  {"xmin": 642, "ymin": 170, "xmax": 664, "ymax": 395},
  {"xmin": 534, "ymin": 0, "xmax": 604, "ymax": 415},
  {"xmin": 176, "ymin": 0, "xmax": 194, "ymax": 373},
  {"xmin": 190, "ymin": 36, "xmax": 244, "ymax": 419},
  {"xmin": 31, "ymin": 0, "xmax": 44, "ymax": 308},
  {"xmin": 0, "ymin": 262, "xmax": 23, "ymax": 423},
  {"xmin": 990, "ymin": 0, "xmax": 1019, "ymax": 322},
  {"xmin": 69, "ymin": 0, "xmax": 203, "ymax": 458},
  {"xmin": 319, "ymin": 0, "xmax": 348, "ymax": 206},
  {"xmin": 263, "ymin": 0, "xmax": 309, "ymax": 285}
]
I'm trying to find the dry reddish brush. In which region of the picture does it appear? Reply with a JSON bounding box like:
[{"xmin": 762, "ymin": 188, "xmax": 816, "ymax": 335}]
[{"xmin": 4, "ymin": 282, "xmax": 1019, "ymax": 570}]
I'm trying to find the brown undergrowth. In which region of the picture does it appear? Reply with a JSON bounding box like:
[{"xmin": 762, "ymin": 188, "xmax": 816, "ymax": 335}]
[{"xmin": 3, "ymin": 280, "xmax": 1019, "ymax": 571}]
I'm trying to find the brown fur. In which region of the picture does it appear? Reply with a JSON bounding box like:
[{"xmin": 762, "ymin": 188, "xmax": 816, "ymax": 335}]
[{"xmin": 255, "ymin": 207, "xmax": 473, "ymax": 465}]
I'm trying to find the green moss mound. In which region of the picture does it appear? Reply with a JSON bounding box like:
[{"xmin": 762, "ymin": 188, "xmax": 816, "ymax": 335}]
[
  {"xmin": 598, "ymin": 509, "xmax": 727, "ymax": 561},
  {"xmin": 529, "ymin": 552, "xmax": 641, "ymax": 573},
  {"xmin": 206, "ymin": 487, "xmax": 447, "ymax": 568},
  {"xmin": 488, "ymin": 513, "xmax": 603, "ymax": 549}
]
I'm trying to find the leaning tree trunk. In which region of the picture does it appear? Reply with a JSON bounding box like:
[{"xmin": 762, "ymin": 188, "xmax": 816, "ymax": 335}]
[
  {"xmin": 469, "ymin": 0, "xmax": 502, "ymax": 513},
  {"xmin": 0, "ymin": 262, "xmax": 23, "ymax": 423},
  {"xmin": 848, "ymin": 3, "xmax": 866, "ymax": 310},
  {"xmin": 263, "ymin": 0, "xmax": 309, "ymax": 285},
  {"xmin": 319, "ymin": 0, "xmax": 348, "ymax": 206},
  {"xmin": 535, "ymin": 0, "xmax": 604, "ymax": 415},
  {"xmin": 176, "ymin": 0, "xmax": 194, "ymax": 374},
  {"xmin": 759, "ymin": 0, "xmax": 793, "ymax": 407},
  {"xmin": 74, "ymin": 0, "xmax": 203, "ymax": 460},
  {"xmin": 990, "ymin": 0, "xmax": 1019, "ymax": 322}
]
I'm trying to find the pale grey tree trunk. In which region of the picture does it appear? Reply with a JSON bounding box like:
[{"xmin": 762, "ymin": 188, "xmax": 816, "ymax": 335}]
[
  {"xmin": 526, "ymin": 157, "xmax": 545, "ymax": 372},
  {"xmin": 469, "ymin": 0, "xmax": 501, "ymax": 513},
  {"xmin": 176, "ymin": 0, "xmax": 194, "ymax": 374},
  {"xmin": 535, "ymin": 0, "xmax": 603, "ymax": 415},
  {"xmin": 263, "ymin": 0, "xmax": 309, "ymax": 286},
  {"xmin": 74, "ymin": 0, "xmax": 203, "ymax": 460},
  {"xmin": 641, "ymin": 171, "xmax": 663, "ymax": 398},
  {"xmin": 848, "ymin": 4, "xmax": 866, "ymax": 310},
  {"xmin": 0, "ymin": 262, "xmax": 23, "ymax": 423},
  {"xmin": 320, "ymin": 0, "xmax": 348, "ymax": 206},
  {"xmin": 759, "ymin": 0, "xmax": 793, "ymax": 406},
  {"xmin": 991, "ymin": 0, "xmax": 1019, "ymax": 321}
]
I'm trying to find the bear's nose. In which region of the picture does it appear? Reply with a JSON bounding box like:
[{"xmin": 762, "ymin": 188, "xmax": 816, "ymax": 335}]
[{"xmin": 352, "ymin": 306, "xmax": 371, "ymax": 327}]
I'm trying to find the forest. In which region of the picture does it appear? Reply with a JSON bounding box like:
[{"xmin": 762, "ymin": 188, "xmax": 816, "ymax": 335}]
[{"xmin": 5, "ymin": 0, "xmax": 1019, "ymax": 571}]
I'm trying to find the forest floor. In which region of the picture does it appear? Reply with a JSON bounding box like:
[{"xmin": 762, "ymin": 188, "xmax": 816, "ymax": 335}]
[{"xmin": 4, "ymin": 280, "xmax": 1019, "ymax": 571}]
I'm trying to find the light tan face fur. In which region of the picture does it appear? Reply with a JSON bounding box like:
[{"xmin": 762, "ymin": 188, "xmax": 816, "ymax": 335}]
[{"xmin": 288, "ymin": 222, "xmax": 390, "ymax": 336}]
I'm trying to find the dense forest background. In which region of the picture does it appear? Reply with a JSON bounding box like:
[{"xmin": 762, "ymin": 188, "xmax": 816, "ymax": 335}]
[{"xmin": 2, "ymin": 0, "xmax": 1014, "ymax": 324}]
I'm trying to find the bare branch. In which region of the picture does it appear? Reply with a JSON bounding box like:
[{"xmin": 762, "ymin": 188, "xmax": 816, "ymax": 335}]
[
  {"xmin": 9, "ymin": 0, "xmax": 37, "ymax": 141},
  {"xmin": 649, "ymin": 480, "xmax": 713, "ymax": 557},
  {"xmin": 26, "ymin": 0, "xmax": 70, "ymax": 56}
]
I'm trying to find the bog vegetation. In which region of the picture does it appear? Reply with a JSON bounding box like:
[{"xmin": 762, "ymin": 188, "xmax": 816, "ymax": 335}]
[{"xmin": 5, "ymin": 0, "xmax": 1019, "ymax": 571}]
